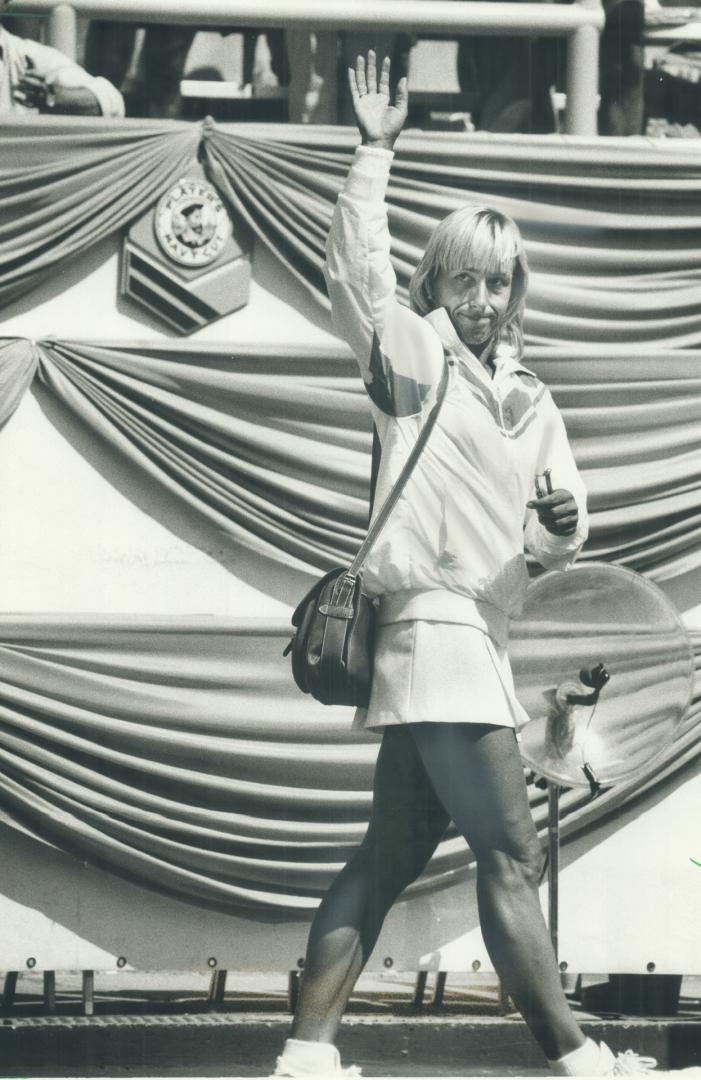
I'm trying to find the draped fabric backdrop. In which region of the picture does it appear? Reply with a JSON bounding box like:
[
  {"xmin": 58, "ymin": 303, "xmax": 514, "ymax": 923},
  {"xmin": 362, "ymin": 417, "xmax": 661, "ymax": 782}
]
[
  {"xmin": 1, "ymin": 338, "xmax": 700, "ymax": 582},
  {"xmin": 0, "ymin": 616, "xmax": 698, "ymax": 915},
  {"xmin": 2, "ymin": 118, "xmax": 701, "ymax": 346},
  {"xmin": 1, "ymin": 117, "xmax": 700, "ymax": 915}
]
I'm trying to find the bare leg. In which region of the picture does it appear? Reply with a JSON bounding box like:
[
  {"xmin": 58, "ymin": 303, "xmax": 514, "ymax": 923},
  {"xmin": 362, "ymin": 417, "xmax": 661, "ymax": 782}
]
[
  {"xmin": 410, "ymin": 722, "xmax": 585, "ymax": 1062},
  {"xmin": 292, "ymin": 726, "xmax": 450, "ymax": 1043}
]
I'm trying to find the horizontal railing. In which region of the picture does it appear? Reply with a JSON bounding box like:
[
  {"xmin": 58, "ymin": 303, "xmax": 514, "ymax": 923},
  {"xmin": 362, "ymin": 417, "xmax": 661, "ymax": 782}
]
[{"xmin": 7, "ymin": 0, "xmax": 606, "ymax": 135}]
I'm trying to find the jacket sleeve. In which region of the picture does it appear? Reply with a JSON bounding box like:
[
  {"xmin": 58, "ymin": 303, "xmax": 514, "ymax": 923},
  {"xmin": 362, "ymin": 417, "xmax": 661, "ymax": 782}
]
[
  {"xmin": 21, "ymin": 38, "xmax": 125, "ymax": 117},
  {"xmin": 323, "ymin": 145, "xmax": 444, "ymax": 418},
  {"xmin": 524, "ymin": 388, "xmax": 589, "ymax": 570}
]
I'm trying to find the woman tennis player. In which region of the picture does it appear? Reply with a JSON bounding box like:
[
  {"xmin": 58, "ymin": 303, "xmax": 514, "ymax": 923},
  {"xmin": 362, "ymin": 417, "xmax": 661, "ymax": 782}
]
[{"xmin": 271, "ymin": 53, "xmax": 684, "ymax": 1078}]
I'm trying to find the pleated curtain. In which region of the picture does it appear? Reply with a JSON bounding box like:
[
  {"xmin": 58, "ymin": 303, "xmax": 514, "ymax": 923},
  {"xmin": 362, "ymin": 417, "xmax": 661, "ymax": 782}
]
[
  {"xmin": 1, "ymin": 118, "xmax": 700, "ymax": 348},
  {"xmin": 1, "ymin": 338, "xmax": 699, "ymax": 581},
  {"xmin": 0, "ymin": 614, "xmax": 697, "ymax": 914}
]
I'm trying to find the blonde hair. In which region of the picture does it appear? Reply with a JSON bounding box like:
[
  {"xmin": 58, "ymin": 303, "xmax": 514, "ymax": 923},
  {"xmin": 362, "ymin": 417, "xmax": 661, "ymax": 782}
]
[{"xmin": 409, "ymin": 205, "xmax": 529, "ymax": 359}]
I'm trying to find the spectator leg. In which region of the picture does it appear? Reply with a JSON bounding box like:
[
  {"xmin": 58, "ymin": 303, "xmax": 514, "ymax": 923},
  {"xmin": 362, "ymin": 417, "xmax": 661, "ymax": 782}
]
[
  {"xmin": 286, "ymin": 30, "xmax": 338, "ymax": 124},
  {"xmin": 598, "ymin": 0, "xmax": 644, "ymax": 135},
  {"xmin": 242, "ymin": 30, "xmax": 257, "ymax": 87},
  {"xmin": 267, "ymin": 29, "xmax": 290, "ymax": 87},
  {"xmin": 138, "ymin": 25, "xmax": 198, "ymax": 119},
  {"xmin": 84, "ymin": 20, "xmax": 137, "ymax": 86}
]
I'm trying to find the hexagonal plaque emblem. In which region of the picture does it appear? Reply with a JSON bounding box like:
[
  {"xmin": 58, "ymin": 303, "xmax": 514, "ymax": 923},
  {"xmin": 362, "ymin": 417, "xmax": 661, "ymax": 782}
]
[{"xmin": 121, "ymin": 164, "xmax": 252, "ymax": 334}]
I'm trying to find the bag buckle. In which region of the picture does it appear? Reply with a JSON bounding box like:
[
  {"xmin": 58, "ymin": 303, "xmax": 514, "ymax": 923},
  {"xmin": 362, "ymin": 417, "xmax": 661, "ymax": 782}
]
[{"xmin": 317, "ymin": 602, "xmax": 354, "ymax": 619}]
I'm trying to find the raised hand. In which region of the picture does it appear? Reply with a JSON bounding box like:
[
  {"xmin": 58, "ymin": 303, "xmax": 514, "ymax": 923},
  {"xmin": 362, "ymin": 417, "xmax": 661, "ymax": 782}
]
[{"xmin": 348, "ymin": 51, "xmax": 408, "ymax": 151}]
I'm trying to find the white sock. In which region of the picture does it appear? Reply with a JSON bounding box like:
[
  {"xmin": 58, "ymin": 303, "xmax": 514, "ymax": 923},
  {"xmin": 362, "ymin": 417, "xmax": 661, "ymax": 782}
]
[
  {"xmin": 549, "ymin": 1037, "xmax": 604, "ymax": 1076},
  {"xmin": 278, "ymin": 1038, "xmax": 340, "ymax": 1072}
]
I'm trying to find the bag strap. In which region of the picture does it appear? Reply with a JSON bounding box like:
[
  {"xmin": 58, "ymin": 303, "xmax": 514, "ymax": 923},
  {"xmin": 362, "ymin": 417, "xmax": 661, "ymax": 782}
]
[
  {"xmin": 348, "ymin": 356, "xmax": 451, "ymax": 578},
  {"xmin": 368, "ymin": 424, "xmax": 382, "ymax": 524}
]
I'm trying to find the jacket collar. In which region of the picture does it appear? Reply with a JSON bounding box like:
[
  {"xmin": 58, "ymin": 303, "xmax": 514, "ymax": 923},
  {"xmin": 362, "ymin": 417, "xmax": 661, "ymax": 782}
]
[{"xmin": 424, "ymin": 306, "xmax": 536, "ymax": 380}]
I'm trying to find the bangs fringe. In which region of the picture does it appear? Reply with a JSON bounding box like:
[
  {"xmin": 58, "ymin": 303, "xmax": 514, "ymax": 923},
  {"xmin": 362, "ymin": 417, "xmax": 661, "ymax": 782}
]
[{"xmin": 437, "ymin": 212, "xmax": 521, "ymax": 277}]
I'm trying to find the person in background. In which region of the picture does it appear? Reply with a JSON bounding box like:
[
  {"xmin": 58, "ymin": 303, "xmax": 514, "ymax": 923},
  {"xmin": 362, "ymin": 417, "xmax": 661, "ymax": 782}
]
[
  {"xmin": 456, "ymin": 0, "xmax": 645, "ymax": 135},
  {"xmin": 83, "ymin": 21, "xmax": 196, "ymax": 119},
  {"xmin": 84, "ymin": 24, "xmax": 286, "ymax": 120},
  {"xmin": 286, "ymin": 29, "xmax": 339, "ymax": 123},
  {"xmin": 0, "ymin": 2, "xmax": 124, "ymax": 116},
  {"xmin": 598, "ymin": 0, "xmax": 645, "ymax": 135},
  {"xmin": 1, "ymin": 11, "xmax": 40, "ymax": 41}
]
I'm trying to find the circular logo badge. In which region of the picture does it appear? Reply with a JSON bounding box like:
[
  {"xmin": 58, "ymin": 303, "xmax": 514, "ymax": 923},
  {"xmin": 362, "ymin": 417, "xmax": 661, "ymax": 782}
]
[{"xmin": 154, "ymin": 178, "xmax": 231, "ymax": 267}]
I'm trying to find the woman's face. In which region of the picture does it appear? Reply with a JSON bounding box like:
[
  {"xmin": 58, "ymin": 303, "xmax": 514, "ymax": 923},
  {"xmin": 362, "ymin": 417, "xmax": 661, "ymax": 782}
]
[{"xmin": 432, "ymin": 264, "xmax": 513, "ymax": 348}]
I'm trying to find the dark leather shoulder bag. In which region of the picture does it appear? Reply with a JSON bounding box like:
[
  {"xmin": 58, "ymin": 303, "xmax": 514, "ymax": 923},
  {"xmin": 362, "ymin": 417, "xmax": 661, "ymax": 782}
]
[{"xmin": 284, "ymin": 358, "xmax": 450, "ymax": 708}]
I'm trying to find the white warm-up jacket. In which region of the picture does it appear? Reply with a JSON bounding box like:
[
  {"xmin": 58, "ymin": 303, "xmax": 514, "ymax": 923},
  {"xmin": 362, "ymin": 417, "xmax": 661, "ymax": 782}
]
[{"xmin": 324, "ymin": 146, "xmax": 589, "ymax": 647}]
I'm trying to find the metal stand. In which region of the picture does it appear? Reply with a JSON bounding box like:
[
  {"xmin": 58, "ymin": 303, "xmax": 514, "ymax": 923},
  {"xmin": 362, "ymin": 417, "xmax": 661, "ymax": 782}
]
[
  {"xmin": 2, "ymin": 972, "xmax": 18, "ymax": 1009},
  {"xmin": 287, "ymin": 970, "xmax": 300, "ymax": 1013},
  {"xmin": 208, "ymin": 969, "xmax": 228, "ymax": 1008},
  {"xmin": 82, "ymin": 970, "xmax": 95, "ymax": 1016},
  {"xmin": 412, "ymin": 970, "xmax": 428, "ymax": 1007},
  {"xmin": 432, "ymin": 971, "xmax": 447, "ymax": 1008},
  {"xmin": 43, "ymin": 971, "xmax": 57, "ymax": 1014},
  {"xmin": 498, "ymin": 980, "xmax": 512, "ymax": 1012},
  {"xmin": 547, "ymin": 781, "xmax": 561, "ymax": 961}
]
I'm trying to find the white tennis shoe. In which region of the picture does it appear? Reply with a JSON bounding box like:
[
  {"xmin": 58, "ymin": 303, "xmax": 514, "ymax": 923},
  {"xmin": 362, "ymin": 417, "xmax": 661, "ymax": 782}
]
[
  {"xmin": 551, "ymin": 1038, "xmax": 701, "ymax": 1076},
  {"xmin": 270, "ymin": 1038, "xmax": 361, "ymax": 1077}
]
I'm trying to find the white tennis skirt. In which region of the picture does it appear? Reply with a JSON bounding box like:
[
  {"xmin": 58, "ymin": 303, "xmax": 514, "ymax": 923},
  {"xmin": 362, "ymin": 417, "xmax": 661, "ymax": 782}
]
[{"xmin": 354, "ymin": 620, "xmax": 531, "ymax": 732}]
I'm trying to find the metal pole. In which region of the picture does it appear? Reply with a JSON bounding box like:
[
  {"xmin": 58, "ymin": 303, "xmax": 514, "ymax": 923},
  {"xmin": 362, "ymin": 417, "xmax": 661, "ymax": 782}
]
[
  {"xmin": 287, "ymin": 969, "xmax": 300, "ymax": 1013},
  {"xmin": 42, "ymin": 971, "xmax": 57, "ymax": 1014},
  {"xmin": 547, "ymin": 781, "xmax": 560, "ymax": 961},
  {"xmin": 207, "ymin": 969, "xmax": 228, "ymax": 1007},
  {"xmin": 565, "ymin": 1, "xmax": 603, "ymax": 135},
  {"xmin": 9, "ymin": 0, "xmax": 607, "ymax": 34},
  {"xmin": 412, "ymin": 970, "xmax": 428, "ymax": 1007},
  {"xmin": 48, "ymin": 3, "xmax": 78, "ymax": 60},
  {"xmin": 432, "ymin": 971, "xmax": 448, "ymax": 1008},
  {"xmin": 2, "ymin": 972, "xmax": 18, "ymax": 1009},
  {"xmin": 82, "ymin": 969, "xmax": 95, "ymax": 1016}
]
